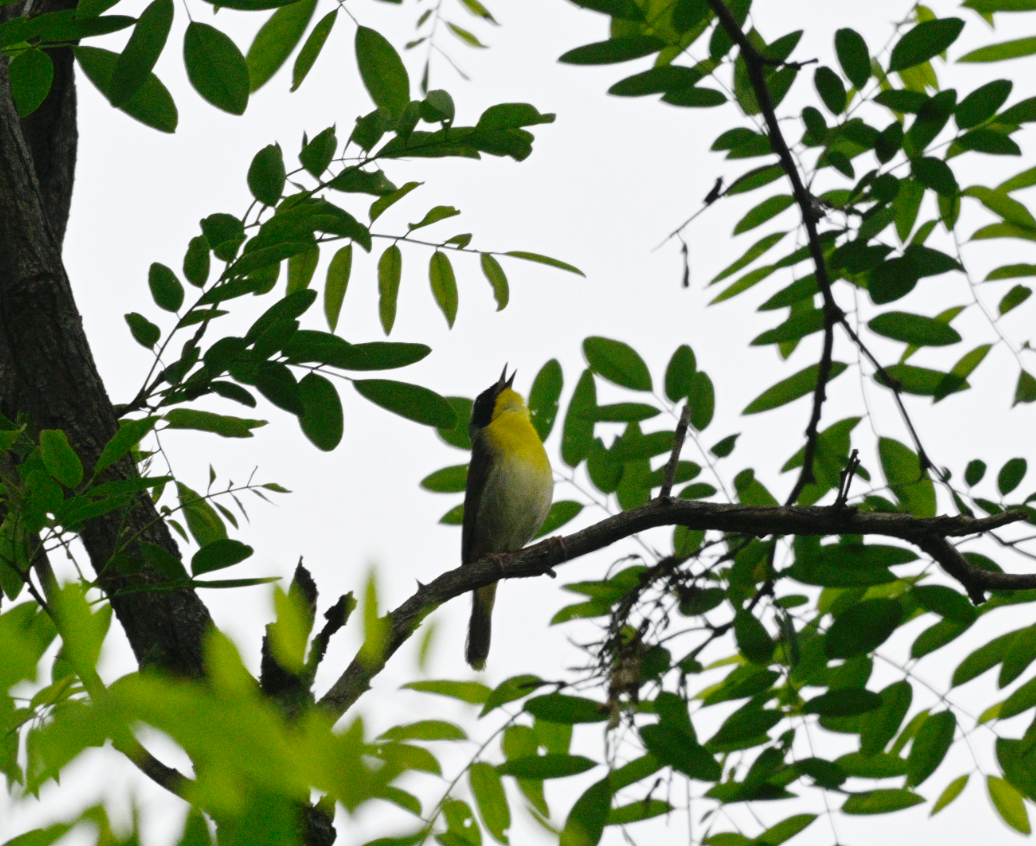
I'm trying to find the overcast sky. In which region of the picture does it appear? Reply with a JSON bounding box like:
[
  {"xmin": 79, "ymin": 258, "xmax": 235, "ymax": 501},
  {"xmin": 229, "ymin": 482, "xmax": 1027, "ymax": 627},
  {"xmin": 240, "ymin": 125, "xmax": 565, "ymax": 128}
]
[{"xmin": 7, "ymin": 0, "xmax": 1036, "ymax": 844}]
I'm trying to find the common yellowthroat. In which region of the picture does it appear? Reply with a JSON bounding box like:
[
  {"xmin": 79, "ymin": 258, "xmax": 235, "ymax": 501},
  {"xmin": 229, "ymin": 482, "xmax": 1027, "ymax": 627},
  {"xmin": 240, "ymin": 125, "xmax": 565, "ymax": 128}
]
[{"xmin": 463, "ymin": 367, "xmax": 554, "ymax": 670}]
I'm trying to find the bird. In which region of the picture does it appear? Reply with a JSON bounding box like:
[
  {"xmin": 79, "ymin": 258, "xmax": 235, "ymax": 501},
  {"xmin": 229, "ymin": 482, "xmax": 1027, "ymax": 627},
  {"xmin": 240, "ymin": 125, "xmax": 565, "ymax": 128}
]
[{"xmin": 462, "ymin": 366, "xmax": 554, "ymax": 670}]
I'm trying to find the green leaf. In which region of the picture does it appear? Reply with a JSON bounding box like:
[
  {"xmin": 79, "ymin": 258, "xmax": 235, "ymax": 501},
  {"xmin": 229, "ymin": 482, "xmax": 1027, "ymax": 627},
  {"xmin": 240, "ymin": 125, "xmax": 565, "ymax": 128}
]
[
  {"xmin": 999, "ymin": 457, "xmax": 1027, "ymax": 494},
  {"xmin": 825, "ymin": 598, "xmax": 903, "ymax": 658},
  {"xmin": 497, "ymin": 755, "xmax": 598, "ymax": 779},
  {"xmin": 355, "ymin": 26, "xmax": 409, "ymax": 114},
  {"xmin": 842, "ymin": 789, "xmax": 925, "ymax": 814},
  {"xmin": 562, "ymin": 370, "xmax": 596, "ymax": 467},
  {"xmin": 354, "ymin": 379, "xmax": 456, "ymax": 428},
  {"xmin": 526, "ymin": 694, "xmax": 607, "ymax": 724},
  {"xmin": 814, "ymin": 66, "xmax": 846, "ymax": 114},
  {"xmin": 291, "ymin": 9, "xmax": 335, "ymax": 91},
  {"xmin": 957, "ymin": 79, "xmax": 1013, "ymax": 128},
  {"xmin": 504, "ymin": 251, "xmax": 584, "ymax": 276},
  {"xmin": 148, "ymin": 262, "xmax": 184, "ymax": 312},
  {"xmin": 583, "ymin": 337, "xmax": 651, "ymax": 391},
  {"xmin": 868, "ymin": 312, "xmax": 961, "ymax": 346},
  {"xmin": 246, "ymin": 0, "xmax": 317, "ymax": 92},
  {"xmin": 246, "ymin": 144, "xmax": 286, "ymax": 208},
  {"xmin": 803, "ymin": 689, "xmax": 882, "ymax": 716},
  {"xmin": 480, "ymin": 254, "xmax": 509, "ymax": 310},
  {"xmin": 95, "ymin": 417, "xmax": 159, "ymax": 475},
  {"xmin": 429, "ymin": 252, "xmax": 458, "ymax": 328},
  {"xmin": 124, "ymin": 312, "xmax": 160, "ymax": 349},
  {"xmin": 733, "ymin": 195, "xmax": 795, "ymax": 234},
  {"xmin": 606, "ymin": 800, "xmax": 672, "ymax": 826},
  {"xmin": 176, "ymin": 484, "xmax": 227, "ymax": 547},
  {"xmin": 39, "ymin": 430, "xmax": 83, "ymax": 489},
  {"xmin": 421, "ymin": 464, "xmax": 467, "ymax": 493},
  {"xmin": 835, "ymin": 28, "xmax": 870, "ymax": 89},
  {"xmin": 470, "ymin": 762, "xmax": 510, "ymax": 844},
  {"xmin": 379, "ymin": 720, "xmax": 467, "ymax": 742},
  {"xmin": 109, "ymin": 0, "xmax": 173, "ymax": 106},
  {"xmin": 324, "ymin": 245, "xmax": 352, "ymax": 332},
  {"xmin": 734, "ymin": 610, "xmax": 773, "ymax": 664},
  {"xmin": 559, "ymin": 36, "xmax": 664, "ymax": 65},
  {"xmin": 860, "ymin": 681, "xmax": 913, "ymax": 755},
  {"xmin": 960, "ymin": 36, "xmax": 1036, "ymax": 63},
  {"xmin": 664, "ymin": 345, "xmax": 697, "ymax": 402},
  {"xmin": 409, "ymin": 206, "xmax": 461, "ymax": 231},
  {"xmin": 888, "ymin": 18, "xmax": 964, "ymax": 72},
  {"xmin": 559, "ymin": 777, "xmax": 612, "ymax": 846},
  {"xmin": 76, "ymin": 45, "xmax": 178, "ymax": 132},
  {"xmin": 437, "ymin": 397, "xmax": 472, "ymax": 450},
  {"xmin": 1015, "ymin": 370, "xmax": 1036, "ymax": 405},
  {"xmin": 911, "ymin": 157, "xmax": 959, "ymax": 197},
  {"xmin": 906, "ymin": 711, "xmax": 955, "ymax": 786},
  {"xmin": 953, "ymin": 631, "xmax": 1015, "ymax": 686},
  {"xmin": 183, "ymin": 22, "xmax": 250, "ymax": 115},
  {"xmin": 378, "ymin": 245, "xmax": 402, "ymax": 335},
  {"xmin": 743, "ymin": 363, "xmax": 847, "ymax": 414},
  {"xmin": 999, "ymin": 284, "xmax": 1031, "ymax": 314},
  {"xmin": 480, "ymin": 674, "xmax": 545, "ymax": 716},
  {"xmin": 689, "ymin": 372, "xmax": 715, "ymax": 429},
  {"xmin": 879, "ymin": 437, "xmax": 936, "ymax": 516},
  {"xmin": 529, "ymin": 359, "xmax": 562, "ymax": 441},
  {"xmin": 191, "ymin": 538, "xmax": 253, "ymax": 576},
  {"xmin": 294, "ymin": 373, "xmax": 342, "ymax": 451},
  {"xmin": 9, "ymin": 48, "xmax": 53, "ymax": 118},
  {"xmin": 533, "ymin": 501, "xmax": 583, "ymax": 539},
  {"xmin": 932, "ymin": 774, "xmax": 969, "ymax": 815},
  {"xmin": 403, "ymin": 679, "xmax": 491, "ymax": 704},
  {"xmin": 989, "ymin": 776, "xmax": 1031, "ymax": 834},
  {"xmin": 640, "ymin": 723, "xmax": 720, "ymax": 779},
  {"xmin": 753, "ymin": 814, "xmax": 816, "ymax": 846},
  {"xmin": 709, "ymin": 232, "xmax": 786, "ymax": 285}
]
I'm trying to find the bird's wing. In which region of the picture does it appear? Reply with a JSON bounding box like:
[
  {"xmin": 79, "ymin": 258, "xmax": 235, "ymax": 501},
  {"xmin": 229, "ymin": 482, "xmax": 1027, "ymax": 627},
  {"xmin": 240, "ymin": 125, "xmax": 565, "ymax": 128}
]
[{"xmin": 462, "ymin": 431, "xmax": 493, "ymax": 566}]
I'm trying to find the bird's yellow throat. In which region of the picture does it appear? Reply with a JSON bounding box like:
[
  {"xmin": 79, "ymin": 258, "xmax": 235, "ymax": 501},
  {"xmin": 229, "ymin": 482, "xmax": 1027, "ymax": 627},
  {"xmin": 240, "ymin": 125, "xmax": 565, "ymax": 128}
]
[{"xmin": 482, "ymin": 388, "xmax": 550, "ymax": 468}]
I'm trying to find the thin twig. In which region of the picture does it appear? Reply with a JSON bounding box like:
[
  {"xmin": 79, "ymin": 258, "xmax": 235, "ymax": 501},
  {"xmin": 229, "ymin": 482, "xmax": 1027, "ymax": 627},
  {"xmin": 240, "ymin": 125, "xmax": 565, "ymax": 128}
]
[{"xmin": 660, "ymin": 403, "xmax": 693, "ymax": 499}]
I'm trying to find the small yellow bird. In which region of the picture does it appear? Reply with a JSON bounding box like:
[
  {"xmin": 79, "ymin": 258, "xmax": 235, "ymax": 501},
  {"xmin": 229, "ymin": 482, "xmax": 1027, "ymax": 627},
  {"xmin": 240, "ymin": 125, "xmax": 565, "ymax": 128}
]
[{"xmin": 463, "ymin": 366, "xmax": 554, "ymax": 670}]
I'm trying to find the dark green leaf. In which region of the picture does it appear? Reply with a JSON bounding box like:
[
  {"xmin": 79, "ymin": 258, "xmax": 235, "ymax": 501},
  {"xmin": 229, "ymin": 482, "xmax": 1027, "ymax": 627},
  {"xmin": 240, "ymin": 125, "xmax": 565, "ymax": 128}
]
[
  {"xmin": 164, "ymin": 409, "xmax": 265, "ymax": 438},
  {"xmin": 733, "ymin": 195, "xmax": 795, "ymax": 234},
  {"xmin": 835, "ymin": 28, "xmax": 870, "ymax": 89},
  {"xmin": 640, "ymin": 724, "xmax": 720, "ymax": 780},
  {"xmin": 814, "ymin": 66, "xmax": 846, "ymax": 114},
  {"xmin": 529, "ymin": 359, "xmax": 563, "ymax": 441},
  {"xmin": 378, "ymin": 245, "xmax": 402, "ymax": 335},
  {"xmin": 480, "ymin": 674, "xmax": 545, "ymax": 716},
  {"xmin": 688, "ymin": 371, "xmax": 715, "ymax": 430},
  {"xmin": 999, "ymin": 284, "xmax": 1031, "ymax": 314},
  {"xmin": 480, "ymin": 254, "xmax": 509, "ymax": 311},
  {"xmin": 248, "ymin": 144, "xmax": 286, "ymax": 206},
  {"xmin": 664, "ymin": 345, "xmax": 696, "ymax": 402},
  {"xmin": 907, "ymin": 711, "xmax": 955, "ymax": 786},
  {"xmin": 911, "ymin": 157, "xmax": 959, "ymax": 197},
  {"xmin": 497, "ymin": 755, "xmax": 597, "ymax": 779},
  {"xmin": 124, "ymin": 313, "xmax": 160, "ymax": 348},
  {"xmin": 504, "ymin": 251, "xmax": 584, "ymax": 276},
  {"xmin": 842, "ymin": 789, "xmax": 925, "ymax": 814},
  {"xmin": 526, "ymin": 694, "xmax": 607, "ymax": 724},
  {"xmin": 1015, "ymin": 370, "xmax": 1036, "ymax": 405},
  {"xmin": 183, "ymin": 22, "xmax": 249, "ymax": 115},
  {"xmin": 148, "ymin": 262, "xmax": 184, "ymax": 312},
  {"xmin": 176, "ymin": 483, "xmax": 227, "ymax": 547},
  {"xmin": 562, "ymin": 370, "xmax": 596, "ymax": 467},
  {"xmin": 77, "ymin": 45, "xmax": 178, "ymax": 132},
  {"xmin": 323, "ymin": 245, "xmax": 352, "ymax": 332},
  {"xmin": 355, "ymin": 26, "xmax": 409, "ymax": 114},
  {"xmin": 39, "ymin": 430, "xmax": 83, "ymax": 489},
  {"xmin": 583, "ymin": 337, "xmax": 651, "ymax": 391},
  {"xmin": 860, "ymin": 681, "xmax": 912, "ymax": 755},
  {"xmin": 292, "ymin": 9, "xmax": 335, "ymax": 91},
  {"xmin": 888, "ymin": 18, "xmax": 964, "ymax": 72},
  {"xmin": 109, "ymin": 0, "xmax": 173, "ymax": 106},
  {"xmin": 354, "ymin": 379, "xmax": 456, "ymax": 428},
  {"xmin": 9, "ymin": 48, "xmax": 53, "ymax": 118},
  {"xmin": 429, "ymin": 252, "xmax": 458, "ymax": 328},
  {"xmin": 533, "ymin": 501, "xmax": 583, "ymax": 539},
  {"xmin": 190, "ymin": 538, "xmax": 253, "ymax": 576},
  {"xmin": 803, "ymin": 689, "xmax": 882, "ymax": 716},
  {"xmin": 559, "ymin": 777, "xmax": 611, "ymax": 846},
  {"xmin": 743, "ymin": 363, "xmax": 847, "ymax": 414},
  {"xmin": 999, "ymin": 457, "xmax": 1027, "ymax": 494},
  {"xmin": 734, "ymin": 609, "xmax": 773, "ymax": 664},
  {"xmin": 245, "ymin": 0, "xmax": 317, "ymax": 92},
  {"xmin": 868, "ymin": 311, "xmax": 961, "ymax": 346},
  {"xmin": 825, "ymin": 598, "xmax": 903, "ymax": 658},
  {"xmin": 438, "ymin": 397, "xmax": 473, "ymax": 450},
  {"xmin": 559, "ymin": 36, "xmax": 664, "ymax": 65},
  {"xmin": 420, "ymin": 464, "xmax": 466, "ymax": 493},
  {"xmin": 95, "ymin": 417, "xmax": 159, "ymax": 475},
  {"xmin": 957, "ymin": 79, "xmax": 1013, "ymax": 128},
  {"xmin": 297, "ymin": 373, "xmax": 343, "ymax": 450}
]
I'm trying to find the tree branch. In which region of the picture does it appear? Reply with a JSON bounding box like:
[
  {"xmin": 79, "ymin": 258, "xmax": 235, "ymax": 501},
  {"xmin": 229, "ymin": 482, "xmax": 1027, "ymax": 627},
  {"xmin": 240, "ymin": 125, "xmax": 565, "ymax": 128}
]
[
  {"xmin": 659, "ymin": 402, "xmax": 692, "ymax": 499},
  {"xmin": 317, "ymin": 498, "xmax": 1023, "ymax": 719}
]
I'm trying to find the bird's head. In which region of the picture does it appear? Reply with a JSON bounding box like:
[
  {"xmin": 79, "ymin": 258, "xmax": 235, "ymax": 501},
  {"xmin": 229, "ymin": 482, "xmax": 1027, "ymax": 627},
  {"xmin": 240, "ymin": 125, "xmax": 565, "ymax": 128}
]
[{"xmin": 470, "ymin": 365, "xmax": 524, "ymax": 432}]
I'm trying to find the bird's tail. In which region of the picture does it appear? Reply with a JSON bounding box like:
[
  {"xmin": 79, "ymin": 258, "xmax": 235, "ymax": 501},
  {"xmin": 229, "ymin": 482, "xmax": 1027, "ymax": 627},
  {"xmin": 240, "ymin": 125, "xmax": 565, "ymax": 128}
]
[{"xmin": 466, "ymin": 582, "xmax": 497, "ymax": 670}]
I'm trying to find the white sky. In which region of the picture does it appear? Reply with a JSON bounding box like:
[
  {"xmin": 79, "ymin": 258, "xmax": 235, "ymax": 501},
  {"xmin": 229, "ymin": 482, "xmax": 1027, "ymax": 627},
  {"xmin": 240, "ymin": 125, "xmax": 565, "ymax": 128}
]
[{"xmin": 7, "ymin": 0, "xmax": 1036, "ymax": 844}]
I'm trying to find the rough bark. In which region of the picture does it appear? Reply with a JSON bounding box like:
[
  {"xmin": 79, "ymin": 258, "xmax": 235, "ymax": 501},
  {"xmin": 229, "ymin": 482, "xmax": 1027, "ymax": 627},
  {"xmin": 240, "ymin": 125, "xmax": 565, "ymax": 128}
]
[{"xmin": 0, "ymin": 55, "xmax": 212, "ymax": 676}]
